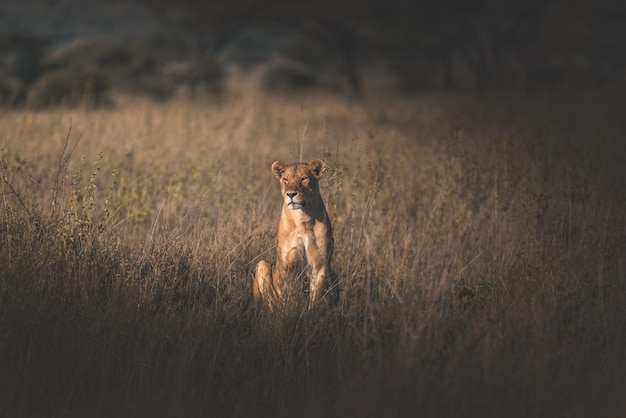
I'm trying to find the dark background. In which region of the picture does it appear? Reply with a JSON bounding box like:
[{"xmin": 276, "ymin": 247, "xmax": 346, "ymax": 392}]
[{"xmin": 1, "ymin": 0, "xmax": 625, "ymax": 104}]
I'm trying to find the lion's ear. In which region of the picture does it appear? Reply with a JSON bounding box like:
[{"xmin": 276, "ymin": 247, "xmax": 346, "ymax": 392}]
[
  {"xmin": 307, "ymin": 159, "xmax": 326, "ymax": 179},
  {"xmin": 271, "ymin": 161, "xmax": 287, "ymax": 179}
]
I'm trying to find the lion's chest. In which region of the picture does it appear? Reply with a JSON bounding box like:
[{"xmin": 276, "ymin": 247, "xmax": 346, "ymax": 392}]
[
  {"xmin": 278, "ymin": 216, "xmax": 326, "ymax": 266},
  {"xmin": 280, "ymin": 225, "xmax": 312, "ymax": 259}
]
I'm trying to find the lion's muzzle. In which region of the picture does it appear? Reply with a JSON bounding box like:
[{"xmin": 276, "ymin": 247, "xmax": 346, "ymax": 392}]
[{"xmin": 286, "ymin": 192, "xmax": 305, "ymax": 210}]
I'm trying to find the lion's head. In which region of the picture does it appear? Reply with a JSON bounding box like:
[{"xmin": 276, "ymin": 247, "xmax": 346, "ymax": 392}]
[{"xmin": 271, "ymin": 159, "xmax": 326, "ymax": 210}]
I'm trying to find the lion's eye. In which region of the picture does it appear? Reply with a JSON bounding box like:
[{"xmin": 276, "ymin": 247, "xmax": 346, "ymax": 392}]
[
  {"xmin": 301, "ymin": 177, "xmax": 310, "ymax": 185},
  {"xmin": 282, "ymin": 178, "xmax": 288, "ymax": 184}
]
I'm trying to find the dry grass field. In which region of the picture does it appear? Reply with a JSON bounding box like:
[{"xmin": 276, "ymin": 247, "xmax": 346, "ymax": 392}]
[{"xmin": 1, "ymin": 91, "xmax": 625, "ymax": 417}]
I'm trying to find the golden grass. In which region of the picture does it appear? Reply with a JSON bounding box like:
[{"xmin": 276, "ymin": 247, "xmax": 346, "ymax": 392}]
[{"xmin": 1, "ymin": 91, "xmax": 625, "ymax": 417}]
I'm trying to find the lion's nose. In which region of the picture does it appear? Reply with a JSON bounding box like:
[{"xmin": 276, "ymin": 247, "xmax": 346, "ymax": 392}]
[{"xmin": 286, "ymin": 192, "xmax": 298, "ymax": 199}]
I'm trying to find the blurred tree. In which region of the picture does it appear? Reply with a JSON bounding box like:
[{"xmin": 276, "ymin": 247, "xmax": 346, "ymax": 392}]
[
  {"xmin": 372, "ymin": 0, "xmax": 553, "ymax": 91},
  {"xmin": 0, "ymin": 32, "xmax": 50, "ymax": 85},
  {"xmin": 132, "ymin": 0, "xmax": 390, "ymax": 98},
  {"xmin": 0, "ymin": 32, "xmax": 51, "ymax": 106},
  {"xmin": 131, "ymin": 0, "xmax": 626, "ymax": 93},
  {"xmin": 370, "ymin": 0, "xmax": 626, "ymax": 91}
]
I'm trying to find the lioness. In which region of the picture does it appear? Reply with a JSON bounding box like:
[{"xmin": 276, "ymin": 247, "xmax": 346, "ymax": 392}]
[{"xmin": 254, "ymin": 159, "xmax": 338, "ymax": 309}]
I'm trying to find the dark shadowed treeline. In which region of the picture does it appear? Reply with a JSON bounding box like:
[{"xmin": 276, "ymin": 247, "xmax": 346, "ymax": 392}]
[
  {"xmin": 130, "ymin": 0, "xmax": 626, "ymax": 94},
  {"xmin": 1, "ymin": 0, "xmax": 626, "ymax": 106}
]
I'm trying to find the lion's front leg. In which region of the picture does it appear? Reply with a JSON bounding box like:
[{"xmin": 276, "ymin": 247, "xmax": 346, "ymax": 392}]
[
  {"xmin": 309, "ymin": 264, "xmax": 328, "ymax": 306},
  {"xmin": 254, "ymin": 260, "xmax": 281, "ymax": 310},
  {"xmin": 273, "ymin": 247, "xmax": 300, "ymax": 296},
  {"xmin": 305, "ymin": 242, "xmax": 329, "ymax": 306}
]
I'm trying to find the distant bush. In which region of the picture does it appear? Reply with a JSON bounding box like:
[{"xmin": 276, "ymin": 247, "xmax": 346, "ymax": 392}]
[
  {"xmin": 0, "ymin": 32, "xmax": 229, "ymax": 106},
  {"xmin": 0, "ymin": 72, "xmax": 27, "ymax": 107},
  {"xmin": 193, "ymin": 56, "xmax": 225, "ymax": 94},
  {"xmin": 261, "ymin": 65, "xmax": 319, "ymax": 94},
  {"xmin": 46, "ymin": 40, "xmax": 132, "ymax": 70},
  {"xmin": 27, "ymin": 67, "xmax": 111, "ymax": 107},
  {"xmin": 0, "ymin": 31, "xmax": 49, "ymax": 85},
  {"xmin": 161, "ymin": 56, "xmax": 225, "ymax": 97},
  {"xmin": 44, "ymin": 38, "xmax": 225, "ymax": 100},
  {"xmin": 0, "ymin": 32, "xmax": 48, "ymax": 107}
]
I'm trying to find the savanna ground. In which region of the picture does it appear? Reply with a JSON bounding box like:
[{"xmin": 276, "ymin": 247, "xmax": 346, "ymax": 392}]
[{"xmin": 1, "ymin": 91, "xmax": 625, "ymax": 418}]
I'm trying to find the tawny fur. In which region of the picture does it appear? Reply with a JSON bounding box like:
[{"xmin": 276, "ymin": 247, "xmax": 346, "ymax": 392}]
[{"xmin": 254, "ymin": 159, "xmax": 338, "ymax": 310}]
